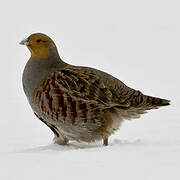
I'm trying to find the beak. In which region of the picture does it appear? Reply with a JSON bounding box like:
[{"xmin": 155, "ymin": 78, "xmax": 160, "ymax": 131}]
[{"xmin": 19, "ymin": 38, "xmax": 29, "ymax": 45}]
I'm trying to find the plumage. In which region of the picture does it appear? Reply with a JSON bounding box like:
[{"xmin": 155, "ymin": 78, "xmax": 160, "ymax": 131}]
[{"xmin": 21, "ymin": 33, "xmax": 170, "ymax": 146}]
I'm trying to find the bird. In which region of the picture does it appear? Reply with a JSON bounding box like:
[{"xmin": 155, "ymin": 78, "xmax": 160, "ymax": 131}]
[{"xmin": 20, "ymin": 33, "xmax": 170, "ymax": 146}]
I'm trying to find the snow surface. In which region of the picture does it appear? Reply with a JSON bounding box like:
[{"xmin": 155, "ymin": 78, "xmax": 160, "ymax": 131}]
[
  {"xmin": 0, "ymin": 0, "xmax": 180, "ymax": 179},
  {"xmin": 0, "ymin": 99, "xmax": 179, "ymax": 180}
]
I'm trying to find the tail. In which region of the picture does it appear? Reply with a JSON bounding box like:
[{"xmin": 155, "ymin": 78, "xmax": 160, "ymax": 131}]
[
  {"xmin": 114, "ymin": 93, "xmax": 170, "ymax": 121},
  {"xmin": 144, "ymin": 95, "xmax": 170, "ymax": 108}
]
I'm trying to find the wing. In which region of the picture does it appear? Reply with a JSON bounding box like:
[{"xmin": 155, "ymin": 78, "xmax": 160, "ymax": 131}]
[
  {"xmin": 74, "ymin": 66, "xmax": 168, "ymax": 109},
  {"xmin": 33, "ymin": 65, "xmax": 162, "ymax": 126},
  {"xmin": 33, "ymin": 66, "xmax": 124, "ymax": 125}
]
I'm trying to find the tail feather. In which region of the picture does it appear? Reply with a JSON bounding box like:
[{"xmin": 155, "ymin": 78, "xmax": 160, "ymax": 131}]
[
  {"xmin": 115, "ymin": 90, "xmax": 170, "ymax": 121},
  {"xmin": 115, "ymin": 93, "xmax": 170, "ymax": 121},
  {"xmin": 117, "ymin": 89, "xmax": 170, "ymax": 111},
  {"xmin": 145, "ymin": 95, "xmax": 170, "ymax": 107}
]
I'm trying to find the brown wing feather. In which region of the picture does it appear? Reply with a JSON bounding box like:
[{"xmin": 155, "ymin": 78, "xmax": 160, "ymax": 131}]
[{"xmin": 77, "ymin": 66, "xmax": 170, "ymax": 109}]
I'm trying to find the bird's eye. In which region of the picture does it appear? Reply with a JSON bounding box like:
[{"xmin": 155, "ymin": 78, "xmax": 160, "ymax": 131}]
[{"xmin": 36, "ymin": 39, "xmax": 41, "ymax": 43}]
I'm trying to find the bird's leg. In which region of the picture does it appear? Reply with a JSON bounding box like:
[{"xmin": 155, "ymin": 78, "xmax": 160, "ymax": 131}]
[{"xmin": 103, "ymin": 137, "xmax": 108, "ymax": 146}]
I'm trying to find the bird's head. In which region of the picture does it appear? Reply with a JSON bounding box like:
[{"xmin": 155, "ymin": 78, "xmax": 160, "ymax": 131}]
[{"xmin": 20, "ymin": 33, "xmax": 57, "ymax": 59}]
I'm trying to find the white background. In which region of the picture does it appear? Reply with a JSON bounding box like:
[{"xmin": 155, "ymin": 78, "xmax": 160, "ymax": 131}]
[{"xmin": 0, "ymin": 0, "xmax": 179, "ymax": 180}]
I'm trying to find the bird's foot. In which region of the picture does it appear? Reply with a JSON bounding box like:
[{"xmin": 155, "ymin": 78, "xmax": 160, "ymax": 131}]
[{"xmin": 53, "ymin": 136, "xmax": 69, "ymax": 145}]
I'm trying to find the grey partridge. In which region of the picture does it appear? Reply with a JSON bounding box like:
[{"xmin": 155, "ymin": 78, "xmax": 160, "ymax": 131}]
[{"xmin": 20, "ymin": 33, "xmax": 170, "ymax": 146}]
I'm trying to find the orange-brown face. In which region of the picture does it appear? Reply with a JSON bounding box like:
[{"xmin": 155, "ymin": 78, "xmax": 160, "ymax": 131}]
[{"xmin": 20, "ymin": 33, "xmax": 56, "ymax": 59}]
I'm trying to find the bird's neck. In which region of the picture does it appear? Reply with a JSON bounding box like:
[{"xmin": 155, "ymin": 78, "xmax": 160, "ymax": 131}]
[{"xmin": 22, "ymin": 51, "xmax": 67, "ymax": 99}]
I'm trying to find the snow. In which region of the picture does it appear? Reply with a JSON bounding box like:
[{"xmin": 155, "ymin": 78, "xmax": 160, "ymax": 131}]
[
  {"xmin": 0, "ymin": 99, "xmax": 179, "ymax": 180},
  {"xmin": 0, "ymin": 0, "xmax": 180, "ymax": 179}
]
